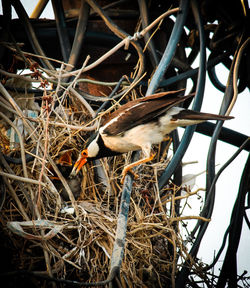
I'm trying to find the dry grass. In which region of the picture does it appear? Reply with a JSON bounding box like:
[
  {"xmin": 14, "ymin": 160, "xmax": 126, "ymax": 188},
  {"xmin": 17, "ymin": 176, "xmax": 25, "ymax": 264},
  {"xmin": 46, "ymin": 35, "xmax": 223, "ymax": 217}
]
[{"xmin": 0, "ymin": 52, "xmax": 210, "ymax": 287}]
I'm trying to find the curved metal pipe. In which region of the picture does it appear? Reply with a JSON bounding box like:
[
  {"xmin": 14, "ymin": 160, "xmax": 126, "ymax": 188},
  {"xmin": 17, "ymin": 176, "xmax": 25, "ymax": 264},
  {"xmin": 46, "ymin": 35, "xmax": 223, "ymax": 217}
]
[
  {"xmin": 146, "ymin": 0, "xmax": 189, "ymax": 96},
  {"xmin": 138, "ymin": 0, "xmax": 159, "ymax": 67},
  {"xmin": 10, "ymin": 0, "xmax": 54, "ymax": 70},
  {"xmin": 52, "ymin": 0, "xmax": 71, "ymax": 63},
  {"xmin": 159, "ymin": 0, "xmax": 206, "ymax": 190}
]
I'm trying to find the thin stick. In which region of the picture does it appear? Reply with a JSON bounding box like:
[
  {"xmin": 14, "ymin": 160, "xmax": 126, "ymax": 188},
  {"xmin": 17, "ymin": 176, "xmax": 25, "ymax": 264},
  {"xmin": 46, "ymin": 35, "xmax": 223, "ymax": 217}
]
[
  {"xmin": 170, "ymin": 216, "xmax": 210, "ymax": 223},
  {"xmin": 2, "ymin": 42, "xmax": 73, "ymax": 67},
  {"xmin": 0, "ymin": 96, "xmax": 19, "ymax": 115},
  {"xmin": 226, "ymin": 37, "xmax": 250, "ymax": 116},
  {"xmin": 0, "ymin": 82, "xmax": 36, "ymax": 136},
  {"xmin": 0, "ymin": 112, "xmax": 28, "ymax": 178},
  {"xmin": 0, "ymin": 69, "xmax": 40, "ymax": 82},
  {"xmin": 37, "ymin": 89, "xmax": 50, "ymax": 208},
  {"xmin": 69, "ymin": 88, "xmax": 97, "ymax": 119},
  {"xmin": 60, "ymin": 8, "xmax": 179, "ymax": 78},
  {"xmin": 0, "ymin": 171, "xmax": 47, "ymax": 187},
  {"xmin": 161, "ymin": 188, "xmax": 205, "ymax": 205},
  {"xmin": 1, "ymin": 171, "xmax": 30, "ymax": 221},
  {"xmin": 170, "ymin": 230, "xmax": 177, "ymax": 288}
]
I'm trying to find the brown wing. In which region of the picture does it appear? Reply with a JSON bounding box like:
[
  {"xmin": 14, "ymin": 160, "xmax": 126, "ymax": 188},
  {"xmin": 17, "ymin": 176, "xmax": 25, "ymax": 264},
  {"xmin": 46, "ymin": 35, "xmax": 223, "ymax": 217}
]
[
  {"xmin": 172, "ymin": 110, "xmax": 234, "ymax": 121},
  {"xmin": 104, "ymin": 89, "xmax": 185, "ymax": 123},
  {"xmin": 102, "ymin": 90, "xmax": 194, "ymax": 136}
]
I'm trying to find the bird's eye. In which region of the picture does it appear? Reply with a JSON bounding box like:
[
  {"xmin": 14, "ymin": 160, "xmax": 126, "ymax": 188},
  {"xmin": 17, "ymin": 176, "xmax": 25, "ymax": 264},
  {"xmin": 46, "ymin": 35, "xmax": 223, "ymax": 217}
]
[{"xmin": 81, "ymin": 150, "xmax": 88, "ymax": 157}]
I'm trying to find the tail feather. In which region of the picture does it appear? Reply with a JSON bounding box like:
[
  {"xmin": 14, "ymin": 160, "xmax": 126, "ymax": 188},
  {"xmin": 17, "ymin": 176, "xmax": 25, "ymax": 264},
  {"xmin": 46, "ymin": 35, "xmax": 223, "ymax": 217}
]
[{"xmin": 172, "ymin": 110, "xmax": 234, "ymax": 121}]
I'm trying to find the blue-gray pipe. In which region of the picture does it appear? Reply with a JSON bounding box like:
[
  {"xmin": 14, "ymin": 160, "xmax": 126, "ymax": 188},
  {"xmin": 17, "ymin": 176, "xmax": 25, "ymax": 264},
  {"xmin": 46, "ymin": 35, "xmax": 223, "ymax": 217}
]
[
  {"xmin": 146, "ymin": 0, "xmax": 189, "ymax": 96},
  {"xmin": 159, "ymin": 0, "xmax": 206, "ymax": 189}
]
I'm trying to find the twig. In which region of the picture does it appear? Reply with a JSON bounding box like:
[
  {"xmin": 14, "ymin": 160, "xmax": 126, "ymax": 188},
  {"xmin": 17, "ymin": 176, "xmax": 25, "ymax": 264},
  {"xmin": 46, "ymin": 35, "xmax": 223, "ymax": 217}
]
[
  {"xmin": 0, "ymin": 96, "xmax": 19, "ymax": 116},
  {"xmin": 59, "ymin": 7, "xmax": 179, "ymax": 78},
  {"xmin": 0, "ymin": 69, "xmax": 40, "ymax": 82},
  {"xmin": 170, "ymin": 229, "xmax": 177, "ymax": 288},
  {"xmin": 37, "ymin": 90, "xmax": 50, "ymax": 209},
  {"xmin": 0, "ymin": 171, "xmax": 47, "ymax": 187},
  {"xmin": 28, "ymin": 116, "xmax": 97, "ymax": 131},
  {"xmin": 69, "ymin": 87, "xmax": 96, "ymax": 119},
  {"xmin": 68, "ymin": 56, "xmax": 91, "ymax": 89},
  {"xmin": 0, "ymin": 82, "xmax": 35, "ymax": 135},
  {"xmin": 0, "ymin": 167, "xmax": 30, "ymax": 221},
  {"xmin": 0, "ymin": 112, "xmax": 28, "ymax": 178},
  {"xmin": 226, "ymin": 37, "xmax": 250, "ymax": 116},
  {"xmin": 161, "ymin": 188, "xmax": 205, "ymax": 205},
  {"xmin": 170, "ymin": 216, "xmax": 211, "ymax": 223},
  {"xmin": 16, "ymin": 50, "xmax": 74, "ymax": 67}
]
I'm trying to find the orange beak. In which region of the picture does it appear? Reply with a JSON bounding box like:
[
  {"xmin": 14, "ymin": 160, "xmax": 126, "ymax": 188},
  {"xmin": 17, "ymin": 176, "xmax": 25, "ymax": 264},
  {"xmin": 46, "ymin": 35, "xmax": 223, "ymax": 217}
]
[{"xmin": 70, "ymin": 149, "xmax": 88, "ymax": 177}]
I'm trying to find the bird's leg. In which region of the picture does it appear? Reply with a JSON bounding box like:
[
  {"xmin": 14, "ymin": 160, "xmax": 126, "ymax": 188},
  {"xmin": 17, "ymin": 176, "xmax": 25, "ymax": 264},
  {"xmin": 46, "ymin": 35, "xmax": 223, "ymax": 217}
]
[
  {"xmin": 163, "ymin": 135, "xmax": 170, "ymax": 142},
  {"xmin": 121, "ymin": 153, "xmax": 156, "ymax": 184}
]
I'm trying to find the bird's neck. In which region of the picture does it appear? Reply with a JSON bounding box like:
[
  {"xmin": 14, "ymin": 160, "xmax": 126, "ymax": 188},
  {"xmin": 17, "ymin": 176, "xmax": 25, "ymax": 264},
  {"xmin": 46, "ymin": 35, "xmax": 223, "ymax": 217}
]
[{"xmin": 89, "ymin": 134, "xmax": 121, "ymax": 161}]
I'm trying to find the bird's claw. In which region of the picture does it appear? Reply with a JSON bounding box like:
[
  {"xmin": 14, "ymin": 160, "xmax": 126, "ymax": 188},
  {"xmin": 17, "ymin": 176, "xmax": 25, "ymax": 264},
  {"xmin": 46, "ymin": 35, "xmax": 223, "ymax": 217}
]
[{"xmin": 121, "ymin": 169, "xmax": 139, "ymax": 184}]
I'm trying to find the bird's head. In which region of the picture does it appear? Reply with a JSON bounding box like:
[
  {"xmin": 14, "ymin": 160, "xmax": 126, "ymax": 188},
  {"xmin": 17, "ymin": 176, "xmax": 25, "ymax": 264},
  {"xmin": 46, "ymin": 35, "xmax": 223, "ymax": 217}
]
[{"xmin": 70, "ymin": 138, "xmax": 100, "ymax": 177}]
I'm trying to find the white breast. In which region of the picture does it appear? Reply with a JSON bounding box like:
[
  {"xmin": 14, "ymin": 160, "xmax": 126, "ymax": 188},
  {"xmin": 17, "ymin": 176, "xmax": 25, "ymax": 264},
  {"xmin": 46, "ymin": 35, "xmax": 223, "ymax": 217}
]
[
  {"xmin": 100, "ymin": 107, "xmax": 185, "ymax": 154},
  {"xmin": 101, "ymin": 122, "xmax": 164, "ymax": 153}
]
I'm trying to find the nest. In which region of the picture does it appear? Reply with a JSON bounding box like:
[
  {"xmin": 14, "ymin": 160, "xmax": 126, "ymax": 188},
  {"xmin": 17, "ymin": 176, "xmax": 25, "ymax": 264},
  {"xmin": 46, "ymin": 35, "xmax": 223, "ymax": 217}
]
[
  {"xmin": 0, "ymin": 60, "xmax": 210, "ymax": 287},
  {"xmin": 0, "ymin": 9, "xmax": 217, "ymax": 282},
  {"xmin": 1, "ymin": 0, "xmax": 249, "ymax": 285}
]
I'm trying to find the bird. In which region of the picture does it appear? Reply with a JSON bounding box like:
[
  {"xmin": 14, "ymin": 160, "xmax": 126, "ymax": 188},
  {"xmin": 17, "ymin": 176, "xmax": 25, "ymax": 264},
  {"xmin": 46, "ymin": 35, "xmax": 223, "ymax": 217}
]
[
  {"xmin": 47, "ymin": 150, "xmax": 81, "ymax": 200},
  {"xmin": 70, "ymin": 89, "xmax": 233, "ymax": 183}
]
